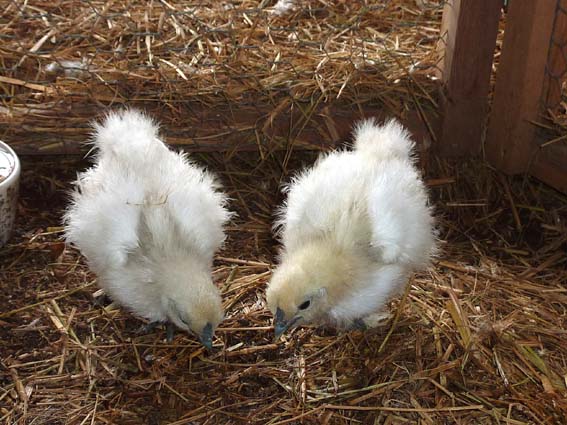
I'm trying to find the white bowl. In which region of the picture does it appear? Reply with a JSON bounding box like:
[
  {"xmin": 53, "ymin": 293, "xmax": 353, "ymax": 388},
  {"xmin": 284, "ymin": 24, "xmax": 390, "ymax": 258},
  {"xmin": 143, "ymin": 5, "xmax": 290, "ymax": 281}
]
[{"xmin": 0, "ymin": 140, "xmax": 20, "ymax": 247}]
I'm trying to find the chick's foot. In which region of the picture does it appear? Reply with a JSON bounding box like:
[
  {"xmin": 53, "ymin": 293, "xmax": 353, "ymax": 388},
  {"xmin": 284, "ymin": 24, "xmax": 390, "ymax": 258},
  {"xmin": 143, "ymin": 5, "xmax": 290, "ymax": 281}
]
[
  {"xmin": 92, "ymin": 293, "xmax": 112, "ymax": 308},
  {"xmin": 350, "ymin": 318, "xmax": 368, "ymax": 331},
  {"xmin": 136, "ymin": 321, "xmax": 161, "ymax": 336}
]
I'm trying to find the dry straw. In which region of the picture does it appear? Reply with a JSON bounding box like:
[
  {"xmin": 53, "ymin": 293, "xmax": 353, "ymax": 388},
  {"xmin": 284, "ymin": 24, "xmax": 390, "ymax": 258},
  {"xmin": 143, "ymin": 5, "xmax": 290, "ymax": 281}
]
[
  {"xmin": 1, "ymin": 0, "xmax": 567, "ymax": 424},
  {"xmin": 0, "ymin": 0, "xmax": 442, "ymax": 154},
  {"xmin": 1, "ymin": 151, "xmax": 566, "ymax": 424}
]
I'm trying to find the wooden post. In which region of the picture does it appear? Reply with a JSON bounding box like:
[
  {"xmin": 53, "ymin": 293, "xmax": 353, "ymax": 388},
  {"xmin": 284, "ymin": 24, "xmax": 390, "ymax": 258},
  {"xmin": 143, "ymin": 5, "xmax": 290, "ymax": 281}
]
[
  {"xmin": 485, "ymin": 0, "xmax": 557, "ymax": 173},
  {"xmin": 436, "ymin": 0, "xmax": 502, "ymax": 156}
]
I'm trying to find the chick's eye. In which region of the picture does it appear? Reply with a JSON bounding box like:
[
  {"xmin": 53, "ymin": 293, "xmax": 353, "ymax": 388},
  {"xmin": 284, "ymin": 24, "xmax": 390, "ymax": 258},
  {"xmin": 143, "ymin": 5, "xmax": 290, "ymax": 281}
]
[{"xmin": 298, "ymin": 300, "xmax": 311, "ymax": 310}]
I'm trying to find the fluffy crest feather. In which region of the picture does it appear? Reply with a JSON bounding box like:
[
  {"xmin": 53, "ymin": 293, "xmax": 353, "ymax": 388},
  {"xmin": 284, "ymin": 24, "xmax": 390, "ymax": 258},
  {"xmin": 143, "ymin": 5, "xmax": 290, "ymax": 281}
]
[
  {"xmin": 353, "ymin": 118, "xmax": 415, "ymax": 160},
  {"xmin": 92, "ymin": 109, "xmax": 165, "ymax": 166}
]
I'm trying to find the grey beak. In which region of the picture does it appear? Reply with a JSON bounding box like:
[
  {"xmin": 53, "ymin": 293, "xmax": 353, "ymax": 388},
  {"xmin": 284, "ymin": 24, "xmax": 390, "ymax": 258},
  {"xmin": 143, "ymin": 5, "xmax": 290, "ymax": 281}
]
[
  {"xmin": 199, "ymin": 322, "xmax": 214, "ymax": 350},
  {"xmin": 274, "ymin": 307, "xmax": 297, "ymax": 341}
]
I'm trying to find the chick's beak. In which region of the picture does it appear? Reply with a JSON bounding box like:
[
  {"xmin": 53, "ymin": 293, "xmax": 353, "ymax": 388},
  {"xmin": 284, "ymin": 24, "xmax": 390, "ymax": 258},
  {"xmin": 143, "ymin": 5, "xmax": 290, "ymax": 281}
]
[
  {"xmin": 199, "ymin": 322, "xmax": 214, "ymax": 350},
  {"xmin": 274, "ymin": 307, "xmax": 298, "ymax": 341}
]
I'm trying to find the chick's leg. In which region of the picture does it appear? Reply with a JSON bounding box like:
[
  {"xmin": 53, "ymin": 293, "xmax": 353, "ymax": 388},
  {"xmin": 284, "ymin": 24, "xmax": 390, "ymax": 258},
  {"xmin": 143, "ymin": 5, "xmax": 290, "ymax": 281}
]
[
  {"xmin": 165, "ymin": 322, "xmax": 176, "ymax": 343},
  {"xmin": 350, "ymin": 318, "xmax": 368, "ymax": 331},
  {"xmin": 136, "ymin": 321, "xmax": 176, "ymax": 342}
]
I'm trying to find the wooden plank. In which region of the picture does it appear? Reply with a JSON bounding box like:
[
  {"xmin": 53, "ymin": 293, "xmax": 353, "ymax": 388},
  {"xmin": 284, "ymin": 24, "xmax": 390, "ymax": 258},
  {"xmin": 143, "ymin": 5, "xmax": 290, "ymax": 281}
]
[
  {"xmin": 531, "ymin": 147, "xmax": 567, "ymax": 194},
  {"xmin": 5, "ymin": 103, "xmax": 436, "ymax": 157},
  {"xmin": 486, "ymin": 0, "xmax": 557, "ymax": 173},
  {"xmin": 436, "ymin": 0, "xmax": 502, "ymax": 156}
]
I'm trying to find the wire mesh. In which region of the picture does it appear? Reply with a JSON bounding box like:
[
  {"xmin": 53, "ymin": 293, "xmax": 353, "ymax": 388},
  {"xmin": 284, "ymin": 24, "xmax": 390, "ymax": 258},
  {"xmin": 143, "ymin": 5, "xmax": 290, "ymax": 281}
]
[
  {"xmin": 540, "ymin": 0, "xmax": 567, "ymax": 144},
  {"xmin": 0, "ymin": 0, "xmax": 442, "ymax": 154}
]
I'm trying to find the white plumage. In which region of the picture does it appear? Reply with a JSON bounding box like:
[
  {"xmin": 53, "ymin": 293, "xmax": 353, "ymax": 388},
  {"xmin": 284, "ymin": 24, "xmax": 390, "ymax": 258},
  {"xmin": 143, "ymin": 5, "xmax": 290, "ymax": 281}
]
[
  {"xmin": 270, "ymin": 0, "xmax": 297, "ymax": 16},
  {"xmin": 65, "ymin": 110, "xmax": 231, "ymax": 347},
  {"xmin": 267, "ymin": 119, "xmax": 436, "ymax": 337}
]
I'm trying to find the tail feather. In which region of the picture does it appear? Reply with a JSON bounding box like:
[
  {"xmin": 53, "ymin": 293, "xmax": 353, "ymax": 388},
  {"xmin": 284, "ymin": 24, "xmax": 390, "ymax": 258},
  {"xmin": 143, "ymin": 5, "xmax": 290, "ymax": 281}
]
[
  {"xmin": 353, "ymin": 118, "xmax": 414, "ymax": 160},
  {"xmin": 92, "ymin": 109, "xmax": 166, "ymax": 165}
]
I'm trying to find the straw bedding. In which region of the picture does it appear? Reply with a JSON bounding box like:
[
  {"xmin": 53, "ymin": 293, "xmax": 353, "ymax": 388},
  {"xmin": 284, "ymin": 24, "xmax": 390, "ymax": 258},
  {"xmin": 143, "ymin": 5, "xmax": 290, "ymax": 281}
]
[
  {"xmin": 0, "ymin": 0, "xmax": 442, "ymax": 154},
  {"xmin": 1, "ymin": 1, "xmax": 567, "ymax": 424},
  {"xmin": 0, "ymin": 154, "xmax": 566, "ymax": 424}
]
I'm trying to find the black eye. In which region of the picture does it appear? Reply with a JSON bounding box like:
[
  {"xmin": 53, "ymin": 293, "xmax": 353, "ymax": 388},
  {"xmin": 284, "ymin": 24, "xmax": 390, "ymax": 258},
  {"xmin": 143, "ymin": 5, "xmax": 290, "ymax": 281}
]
[{"xmin": 298, "ymin": 300, "xmax": 311, "ymax": 310}]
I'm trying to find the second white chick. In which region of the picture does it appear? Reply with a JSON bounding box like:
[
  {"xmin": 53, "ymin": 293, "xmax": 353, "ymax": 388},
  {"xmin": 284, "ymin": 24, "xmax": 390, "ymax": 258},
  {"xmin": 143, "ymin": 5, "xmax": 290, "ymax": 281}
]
[
  {"xmin": 267, "ymin": 119, "xmax": 436, "ymax": 338},
  {"xmin": 65, "ymin": 110, "xmax": 231, "ymax": 348}
]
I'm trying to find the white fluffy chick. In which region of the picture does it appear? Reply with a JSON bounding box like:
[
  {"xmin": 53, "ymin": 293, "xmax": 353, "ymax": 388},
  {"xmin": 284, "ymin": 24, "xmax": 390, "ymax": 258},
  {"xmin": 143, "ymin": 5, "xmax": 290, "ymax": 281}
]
[
  {"xmin": 65, "ymin": 109, "xmax": 231, "ymax": 348},
  {"xmin": 267, "ymin": 119, "xmax": 436, "ymax": 338}
]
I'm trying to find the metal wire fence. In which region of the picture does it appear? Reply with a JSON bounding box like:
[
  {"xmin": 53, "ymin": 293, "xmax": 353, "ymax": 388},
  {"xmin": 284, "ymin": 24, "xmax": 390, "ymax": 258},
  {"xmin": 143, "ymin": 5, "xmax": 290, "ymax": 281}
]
[{"xmin": 540, "ymin": 0, "xmax": 567, "ymax": 141}]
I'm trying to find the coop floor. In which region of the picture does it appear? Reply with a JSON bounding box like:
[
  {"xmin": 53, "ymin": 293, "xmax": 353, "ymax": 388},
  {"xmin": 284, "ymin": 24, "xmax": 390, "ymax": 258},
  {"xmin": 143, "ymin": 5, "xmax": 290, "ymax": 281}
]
[{"xmin": 1, "ymin": 154, "xmax": 566, "ymax": 425}]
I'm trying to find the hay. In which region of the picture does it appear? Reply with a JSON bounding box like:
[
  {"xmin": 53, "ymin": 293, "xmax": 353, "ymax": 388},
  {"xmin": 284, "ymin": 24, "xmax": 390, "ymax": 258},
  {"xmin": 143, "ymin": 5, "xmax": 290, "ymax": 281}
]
[
  {"xmin": 1, "ymin": 154, "xmax": 566, "ymax": 424},
  {"xmin": 1, "ymin": 1, "xmax": 566, "ymax": 423},
  {"xmin": 0, "ymin": 0, "xmax": 442, "ymax": 154}
]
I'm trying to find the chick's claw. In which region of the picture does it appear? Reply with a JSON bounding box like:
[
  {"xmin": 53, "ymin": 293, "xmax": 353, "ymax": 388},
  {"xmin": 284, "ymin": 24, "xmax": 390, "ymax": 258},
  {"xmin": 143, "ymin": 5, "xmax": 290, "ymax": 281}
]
[{"xmin": 92, "ymin": 293, "xmax": 112, "ymax": 308}]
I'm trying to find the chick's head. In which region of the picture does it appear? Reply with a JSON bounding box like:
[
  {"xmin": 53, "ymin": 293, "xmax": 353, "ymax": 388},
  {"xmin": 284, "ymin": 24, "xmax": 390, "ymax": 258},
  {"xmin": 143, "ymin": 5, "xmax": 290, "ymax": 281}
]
[
  {"xmin": 267, "ymin": 241, "xmax": 361, "ymax": 339},
  {"xmin": 267, "ymin": 264, "xmax": 329, "ymax": 337},
  {"xmin": 160, "ymin": 265, "xmax": 223, "ymax": 349}
]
